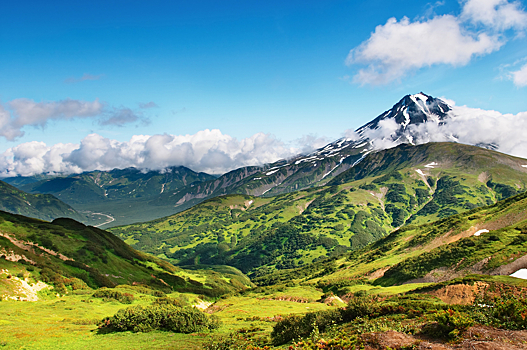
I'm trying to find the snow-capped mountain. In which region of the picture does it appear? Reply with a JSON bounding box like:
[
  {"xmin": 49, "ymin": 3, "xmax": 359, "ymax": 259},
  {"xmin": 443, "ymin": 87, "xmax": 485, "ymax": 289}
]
[
  {"xmin": 355, "ymin": 92, "xmax": 451, "ymax": 143},
  {"xmin": 286, "ymin": 93, "xmax": 452, "ymax": 168},
  {"xmin": 159, "ymin": 93, "xmax": 457, "ymax": 199}
]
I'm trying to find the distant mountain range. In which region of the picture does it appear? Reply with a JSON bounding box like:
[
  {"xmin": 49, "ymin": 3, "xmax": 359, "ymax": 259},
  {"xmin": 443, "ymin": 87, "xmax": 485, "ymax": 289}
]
[{"xmin": 2, "ymin": 92, "xmax": 523, "ymax": 227}]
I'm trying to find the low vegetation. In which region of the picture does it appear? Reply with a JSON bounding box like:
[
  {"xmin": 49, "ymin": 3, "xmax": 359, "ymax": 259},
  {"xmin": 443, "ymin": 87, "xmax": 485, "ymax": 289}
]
[{"xmin": 99, "ymin": 304, "xmax": 220, "ymax": 333}]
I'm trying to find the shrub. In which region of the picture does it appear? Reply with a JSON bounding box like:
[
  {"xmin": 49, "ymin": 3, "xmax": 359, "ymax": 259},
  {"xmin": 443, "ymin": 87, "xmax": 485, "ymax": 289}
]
[
  {"xmin": 92, "ymin": 288, "xmax": 135, "ymax": 304},
  {"xmin": 203, "ymin": 332, "xmax": 271, "ymax": 350},
  {"xmin": 290, "ymin": 332, "xmax": 359, "ymax": 350},
  {"xmin": 271, "ymin": 309, "xmax": 342, "ymax": 345},
  {"xmin": 490, "ymin": 297, "xmax": 527, "ymax": 329},
  {"xmin": 99, "ymin": 304, "xmax": 220, "ymax": 333},
  {"xmin": 341, "ymin": 296, "xmax": 379, "ymax": 321},
  {"xmin": 153, "ymin": 296, "xmax": 187, "ymax": 307},
  {"xmin": 473, "ymin": 293, "xmax": 527, "ymax": 330},
  {"xmin": 423, "ymin": 309, "xmax": 473, "ymax": 341}
]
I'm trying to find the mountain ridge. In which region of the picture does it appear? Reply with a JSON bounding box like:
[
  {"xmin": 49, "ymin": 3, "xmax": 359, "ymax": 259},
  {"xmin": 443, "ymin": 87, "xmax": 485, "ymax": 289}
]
[{"xmin": 1, "ymin": 92, "xmax": 504, "ymax": 227}]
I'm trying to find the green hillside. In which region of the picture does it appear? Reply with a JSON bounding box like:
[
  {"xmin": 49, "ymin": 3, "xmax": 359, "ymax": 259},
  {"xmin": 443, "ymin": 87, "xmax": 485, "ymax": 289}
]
[
  {"xmin": 0, "ymin": 211, "xmax": 252, "ymax": 300},
  {"xmin": 0, "ymin": 180, "xmax": 85, "ymax": 222},
  {"xmin": 110, "ymin": 143, "xmax": 527, "ymax": 276},
  {"xmin": 253, "ymin": 190, "xmax": 527, "ymax": 290}
]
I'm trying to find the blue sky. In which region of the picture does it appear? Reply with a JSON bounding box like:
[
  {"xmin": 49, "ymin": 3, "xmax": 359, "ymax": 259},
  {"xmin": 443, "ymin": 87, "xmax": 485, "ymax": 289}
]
[{"xmin": 1, "ymin": 0, "xmax": 526, "ymax": 175}]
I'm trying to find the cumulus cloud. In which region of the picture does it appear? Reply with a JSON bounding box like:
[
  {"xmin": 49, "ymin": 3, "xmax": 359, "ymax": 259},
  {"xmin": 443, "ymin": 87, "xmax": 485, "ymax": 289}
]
[
  {"xmin": 362, "ymin": 118, "xmax": 402, "ymax": 149},
  {"xmin": 0, "ymin": 98, "xmax": 153, "ymax": 140},
  {"xmin": 461, "ymin": 0, "xmax": 527, "ymax": 31},
  {"xmin": 347, "ymin": 0, "xmax": 527, "ymax": 85},
  {"xmin": 351, "ymin": 100, "xmax": 527, "ymax": 159},
  {"xmin": 511, "ymin": 63, "xmax": 527, "ymax": 86},
  {"xmin": 421, "ymin": 105, "xmax": 527, "ymax": 157},
  {"xmin": 64, "ymin": 73, "xmax": 104, "ymax": 84},
  {"xmin": 343, "ymin": 129, "xmax": 361, "ymax": 141},
  {"xmin": 0, "ymin": 129, "xmax": 298, "ymax": 177}
]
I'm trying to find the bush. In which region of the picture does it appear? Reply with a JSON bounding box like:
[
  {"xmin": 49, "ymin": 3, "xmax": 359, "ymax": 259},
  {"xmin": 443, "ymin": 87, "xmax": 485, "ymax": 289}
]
[
  {"xmin": 153, "ymin": 296, "xmax": 187, "ymax": 307},
  {"xmin": 290, "ymin": 332, "xmax": 359, "ymax": 350},
  {"xmin": 490, "ymin": 297, "xmax": 527, "ymax": 329},
  {"xmin": 92, "ymin": 288, "xmax": 135, "ymax": 304},
  {"xmin": 271, "ymin": 309, "xmax": 342, "ymax": 345},
  {"xmin": 341, "ymin": 296, "xmax": 379, "ymax": 321},
  {"xmin": 203, "ymin": 332, "xmax": 271, "ymax": 350},
  {"xmin": 99, "ymin": 304, "xmax": 220, "ymax": 333},
  {"xmin": 473, "ymin": 293, "xmax": 527, "ymax": 330},
  {"xmin": 423, "ymin": 309, "xmax": 473, "ymax": 341}
]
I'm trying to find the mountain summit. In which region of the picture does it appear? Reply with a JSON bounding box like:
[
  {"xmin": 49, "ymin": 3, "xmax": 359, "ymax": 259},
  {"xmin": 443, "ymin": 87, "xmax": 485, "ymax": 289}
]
[
  {"xmin": 286, "ymin": 92, "xmax": 453, "ymax": 178},
  {"xmin": 355, "ymin": 92, "xmax": 451, "ymax": 144}
]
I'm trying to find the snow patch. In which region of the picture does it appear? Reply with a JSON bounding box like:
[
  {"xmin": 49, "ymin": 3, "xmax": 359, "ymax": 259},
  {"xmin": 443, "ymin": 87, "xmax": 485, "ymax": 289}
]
[
  {"xmin": 522, "ymin": 165, "xmax": 527, "ymax": 168},
  {"xmin": 402, "ymin": 109, "xmax": 410, "ymax": 128},
  {"xmin": 322, "ymin": 156, "xmax": 348, "ymax": 179},
  {"xmin": 353, "ymin": 142, "xmax": 368, "ymax": 149},
  {"xmin": 474, "ymin": 229, "xmax": 489, "ymax": 237},
  {"xmin": 253, "ymin": 177, "xmax": 262, "ymax": 180},
  {"xmin": 262, "ymin": 188, "xmax": 272, "ymax": 195},
  {"xmin": 511, "ymin": 269, "xmax": 527, "ymax": 280},
  {"xmin": 425, "ymin": 162, "xmax": 438, "ymax": 168},
  {"xmin": 352, "ymin": 151, "xmax": 372, "ymax": 167},
  {"xmin": 266, "ymin": 169, "xmax": 279, "ymax": 176},
  {"xmin": 415, "ymin": 169, "xmax": 425, "ymax": 176}
]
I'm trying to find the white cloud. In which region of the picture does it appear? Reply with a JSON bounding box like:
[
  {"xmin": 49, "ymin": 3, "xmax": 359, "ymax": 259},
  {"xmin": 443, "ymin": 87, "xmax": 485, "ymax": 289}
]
[
  {"xmin": 362, "ymin": 118, "xmax": 402, "ymax": 149},
  {"xmin": 0, "ymin": 98, "xmax": 152, "ymax": 140},
  {"xmin": 461, "ymin": 0, "xmax": 527, "ymax": 31},
  {"xmin": 1, "ymin": 141, "xmax": 82, "ymax": 176},
  {"xmin": 347, "ymin": 0, "xmax": 527, "ymax": 85},
  {"xmin": 511, "ymin": 63, "xmax": 527, "ymax": 86},
  {"xmin": 343, "ymin": 129, "xmax": 360, "ymax": 141},
  {"xmin": 428, "ymin": 105, "xmax": 527, "ymax": 158},
  {"xmin": 0, "ymin": 129, "xmax": 298, "ymax": 177},
  {"xmin": 8, "ymin": 98, "xmax": 104, "ymax": 128},
  {"xmin": 358, "ymin": 101, "xmax": 527, "ymax": 159}
]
